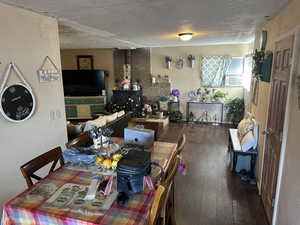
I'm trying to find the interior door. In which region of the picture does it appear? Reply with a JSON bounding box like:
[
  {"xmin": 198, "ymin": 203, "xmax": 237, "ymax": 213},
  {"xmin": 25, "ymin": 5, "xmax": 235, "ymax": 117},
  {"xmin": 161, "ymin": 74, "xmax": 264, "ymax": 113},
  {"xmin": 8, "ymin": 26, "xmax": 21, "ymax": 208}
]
[{"xmin": 261, "ymin": 34, "xmax": 294, "ymax": 224}]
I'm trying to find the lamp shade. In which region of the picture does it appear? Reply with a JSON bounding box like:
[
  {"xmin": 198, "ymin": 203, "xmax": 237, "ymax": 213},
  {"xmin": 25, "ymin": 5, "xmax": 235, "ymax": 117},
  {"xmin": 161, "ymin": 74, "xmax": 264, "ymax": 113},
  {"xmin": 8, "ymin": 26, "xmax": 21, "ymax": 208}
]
[{"xmin": 178, "ymin": 33, "xmax": 193, "ymax": 41}]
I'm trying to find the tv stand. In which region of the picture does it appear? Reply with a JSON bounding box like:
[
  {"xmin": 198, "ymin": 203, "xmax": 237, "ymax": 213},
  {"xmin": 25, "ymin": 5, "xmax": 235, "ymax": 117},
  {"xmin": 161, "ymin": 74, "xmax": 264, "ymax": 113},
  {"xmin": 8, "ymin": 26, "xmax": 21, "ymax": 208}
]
[{"xmin": 65, "ymin": 96, "xmax": 106, "ymax": 120}]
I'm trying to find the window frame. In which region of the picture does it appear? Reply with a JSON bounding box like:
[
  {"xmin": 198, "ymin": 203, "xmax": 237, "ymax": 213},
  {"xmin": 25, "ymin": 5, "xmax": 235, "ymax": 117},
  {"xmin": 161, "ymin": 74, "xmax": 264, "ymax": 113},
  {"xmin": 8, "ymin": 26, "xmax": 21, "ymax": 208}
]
[{"xmin": 224, "ymin": 56, "xmax": 245, "ymax": 88}]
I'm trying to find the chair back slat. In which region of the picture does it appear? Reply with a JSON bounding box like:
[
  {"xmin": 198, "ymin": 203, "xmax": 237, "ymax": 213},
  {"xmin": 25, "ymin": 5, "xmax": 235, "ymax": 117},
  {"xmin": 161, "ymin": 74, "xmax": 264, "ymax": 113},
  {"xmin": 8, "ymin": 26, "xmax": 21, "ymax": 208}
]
[
  {"xmin": 176, "ymin": 133, "xmax": 186, "ymax": 155},
  {"xmin": 30, "ymin": 174, "xmax": 42, "ymax": 181},
  {"xmin": 148, "ymin": 185, "xmax": 166, "ymax": 225},
  {"xmin": 163, "ymin": 157, "xmax": 180, "ymax": 188},
  {"xmin": 161, "ymin": 134, "xmax": 185, "ymax": 183},
  {"xmin": 20, "ymin": 147, "xmax": 64, "ymax": 188}
]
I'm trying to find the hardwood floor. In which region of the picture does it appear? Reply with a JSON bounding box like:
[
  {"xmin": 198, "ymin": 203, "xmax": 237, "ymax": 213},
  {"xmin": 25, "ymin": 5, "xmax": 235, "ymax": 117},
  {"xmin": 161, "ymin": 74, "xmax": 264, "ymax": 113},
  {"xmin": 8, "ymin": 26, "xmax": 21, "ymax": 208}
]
[{"xmin": 158, "ymin": 123, "xmax": 269, "ymax": 225}]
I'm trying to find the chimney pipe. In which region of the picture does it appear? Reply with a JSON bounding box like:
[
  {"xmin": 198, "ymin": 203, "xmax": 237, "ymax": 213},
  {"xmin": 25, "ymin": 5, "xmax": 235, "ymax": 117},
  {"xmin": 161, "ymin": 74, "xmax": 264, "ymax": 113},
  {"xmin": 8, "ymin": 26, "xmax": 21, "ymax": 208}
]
[{"xmin": 124, "ymin": 50, "xmax": 131, "ymax": 65}]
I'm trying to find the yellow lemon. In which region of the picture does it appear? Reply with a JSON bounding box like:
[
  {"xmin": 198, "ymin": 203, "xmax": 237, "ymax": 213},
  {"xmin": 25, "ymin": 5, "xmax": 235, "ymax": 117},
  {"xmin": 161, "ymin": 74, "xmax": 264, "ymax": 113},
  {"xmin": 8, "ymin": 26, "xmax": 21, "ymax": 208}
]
[
  {"xmin": 111, "ymin": 160, "xmax": 119, "ymax": 170},
  {"xmin": 102, "ymin": 158, "xmax": 112, "ymax": 169},
  {"xmin": 95, "ymin": 156, "xmax": 104, "ymax": 164},
  {"xmin": 112, "ymin": 153, "xmax": 123, "ymax": 161}
]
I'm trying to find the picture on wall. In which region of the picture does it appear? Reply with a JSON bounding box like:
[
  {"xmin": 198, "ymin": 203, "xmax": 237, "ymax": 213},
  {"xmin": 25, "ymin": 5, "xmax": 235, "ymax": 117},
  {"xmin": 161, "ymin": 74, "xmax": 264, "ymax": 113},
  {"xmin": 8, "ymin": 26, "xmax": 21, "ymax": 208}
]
[{"xmin": 77, "ymin": 55, "xmax": 94, "ymax": 70}]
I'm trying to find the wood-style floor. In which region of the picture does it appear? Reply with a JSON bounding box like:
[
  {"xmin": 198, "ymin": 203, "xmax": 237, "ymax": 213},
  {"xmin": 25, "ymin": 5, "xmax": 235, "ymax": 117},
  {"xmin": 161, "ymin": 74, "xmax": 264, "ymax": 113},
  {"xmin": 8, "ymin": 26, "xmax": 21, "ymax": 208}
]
[{"xmin": 158, "ymin": 123, "xmax": 269, "ymax": 225}]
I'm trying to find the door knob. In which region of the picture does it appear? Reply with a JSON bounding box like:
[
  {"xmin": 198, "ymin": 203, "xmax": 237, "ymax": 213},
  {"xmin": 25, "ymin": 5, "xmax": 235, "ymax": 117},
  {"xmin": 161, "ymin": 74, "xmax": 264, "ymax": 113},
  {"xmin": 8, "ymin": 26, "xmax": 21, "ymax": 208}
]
[{"xmin": 263, "ymin": 129, "xmax": 272, "ymax": 135}]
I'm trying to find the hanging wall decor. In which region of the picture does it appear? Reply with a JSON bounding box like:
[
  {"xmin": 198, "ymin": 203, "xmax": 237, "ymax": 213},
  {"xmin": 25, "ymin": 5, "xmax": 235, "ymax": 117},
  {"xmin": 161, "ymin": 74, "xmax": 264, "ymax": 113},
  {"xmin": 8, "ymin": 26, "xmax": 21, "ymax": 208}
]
[
  {"xmin": 37, "ymin": 56, "xmax": 60, "ymax": 83},
  {"xmin": 188, "ymin": 55, "xmax": 196, "ymax": 68},
  {"xmin": 77, "ymin": 55, "xmax": 94, "ymax": 70},
  {"xmin": 165, "ymin": 56, "xmax": 172, "ymax": 70},
  {"xmin": 175, "ymin": 57, "xmax": 184, "ymax": 69},
  {"xmin": 0, "ymin": 63, "xmax": 36, "ymax": 122}
]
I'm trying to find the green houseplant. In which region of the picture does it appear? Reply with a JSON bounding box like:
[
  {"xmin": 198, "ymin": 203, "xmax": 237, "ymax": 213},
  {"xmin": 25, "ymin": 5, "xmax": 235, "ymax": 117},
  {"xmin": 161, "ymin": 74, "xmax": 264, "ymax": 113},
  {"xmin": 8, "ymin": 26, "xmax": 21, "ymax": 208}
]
[
  {"xmin": 169, "ymin": 110, "xmax": 183, "ymax": 122},
  {"xmin": 225, "ymin": 98, "xmax": 245, "ymax": 127},
  {"xmin": 212, "ymin": 90, "xmax": 228, "ymax": 102}
]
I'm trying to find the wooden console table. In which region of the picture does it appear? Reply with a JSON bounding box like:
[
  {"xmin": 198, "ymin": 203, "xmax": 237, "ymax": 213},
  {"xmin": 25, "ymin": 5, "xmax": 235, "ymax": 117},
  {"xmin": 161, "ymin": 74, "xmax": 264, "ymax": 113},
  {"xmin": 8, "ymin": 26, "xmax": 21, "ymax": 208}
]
[
  {"xmin": 186, "ymin": 102, "xmax": 224, "ymax": 123},
  {"xmin": 128, "ymin": 117, "xmax": 169, "ymax": 140}
]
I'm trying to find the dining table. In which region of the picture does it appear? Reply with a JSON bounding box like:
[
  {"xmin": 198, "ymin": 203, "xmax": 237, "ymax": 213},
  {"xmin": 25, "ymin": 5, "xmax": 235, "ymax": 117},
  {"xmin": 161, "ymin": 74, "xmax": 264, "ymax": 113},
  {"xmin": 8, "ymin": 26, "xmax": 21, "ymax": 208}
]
[{"xmin": 1, "ymin": 138, "xmax": 177, "ymax": 225}]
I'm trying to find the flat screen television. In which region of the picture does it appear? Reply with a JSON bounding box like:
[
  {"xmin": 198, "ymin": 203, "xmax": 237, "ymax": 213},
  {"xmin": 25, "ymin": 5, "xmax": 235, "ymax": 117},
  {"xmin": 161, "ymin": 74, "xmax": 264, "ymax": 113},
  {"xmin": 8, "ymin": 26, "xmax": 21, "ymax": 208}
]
[{"xmin": 62, "ymin": 70, "xmax": 108, "ymax": 96}]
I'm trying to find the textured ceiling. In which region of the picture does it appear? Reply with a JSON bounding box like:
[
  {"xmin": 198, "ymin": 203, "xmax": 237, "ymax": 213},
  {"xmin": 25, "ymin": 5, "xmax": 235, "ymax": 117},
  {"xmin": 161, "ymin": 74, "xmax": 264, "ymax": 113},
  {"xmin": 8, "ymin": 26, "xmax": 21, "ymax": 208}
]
[{"xmin": 0, "ymin": 0, "xmax": 290, "ymax": 49}]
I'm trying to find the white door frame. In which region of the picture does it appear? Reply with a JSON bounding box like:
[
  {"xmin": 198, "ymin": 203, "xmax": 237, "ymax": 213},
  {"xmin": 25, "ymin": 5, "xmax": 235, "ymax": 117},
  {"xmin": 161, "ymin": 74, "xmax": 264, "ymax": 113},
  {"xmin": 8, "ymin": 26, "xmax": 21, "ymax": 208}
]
[{"xmin": 272, "ymin": 25, "xmax": 300, "ymax": 225}]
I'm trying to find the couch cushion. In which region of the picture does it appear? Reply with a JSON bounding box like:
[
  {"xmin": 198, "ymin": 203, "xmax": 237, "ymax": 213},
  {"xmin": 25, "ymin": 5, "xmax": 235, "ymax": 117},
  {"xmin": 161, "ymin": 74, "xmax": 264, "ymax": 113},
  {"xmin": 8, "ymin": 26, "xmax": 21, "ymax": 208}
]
[
  {"xmin": 105, "ymin": 112, "xmax": 118, "ymax": 123},
  {"xmin": 117, "ymin": 110, "xmax": 125, "ymax": 118},
  {"xmin": 83, "ymin": 116, "xmax": 107, "ymax": 132},
  {"xmin": 237, "ymin": 118, "xmax": 254, "ymax": 141},
  {"xmin": 240, "ymin": 131, "xmax": 256, "ymax": 152}
]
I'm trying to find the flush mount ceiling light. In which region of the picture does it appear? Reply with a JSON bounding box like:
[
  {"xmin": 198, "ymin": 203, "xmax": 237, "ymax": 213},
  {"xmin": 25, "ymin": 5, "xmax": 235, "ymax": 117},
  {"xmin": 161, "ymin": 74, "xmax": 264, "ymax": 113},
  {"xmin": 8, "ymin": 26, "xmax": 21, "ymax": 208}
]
[{"xmin": 178, "ymin": 33, "xmax": 193, "ymax": 41}]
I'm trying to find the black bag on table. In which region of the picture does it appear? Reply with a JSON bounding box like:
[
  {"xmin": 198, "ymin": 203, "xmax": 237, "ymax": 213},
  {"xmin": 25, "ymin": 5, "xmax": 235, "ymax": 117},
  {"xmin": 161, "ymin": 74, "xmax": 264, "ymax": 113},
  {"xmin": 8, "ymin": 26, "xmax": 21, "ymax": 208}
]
[{"xmin": 116, "ymin": 150, "xmax": 151, "ymax": 205}]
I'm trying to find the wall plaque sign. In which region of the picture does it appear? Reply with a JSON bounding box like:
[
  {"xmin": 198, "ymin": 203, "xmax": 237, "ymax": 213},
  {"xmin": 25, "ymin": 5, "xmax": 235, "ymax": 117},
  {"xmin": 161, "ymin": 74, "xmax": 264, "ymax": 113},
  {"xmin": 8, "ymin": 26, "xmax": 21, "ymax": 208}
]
[{"xmin": 38, "ymin": 56, "xmax": 60, "ymax": 82}]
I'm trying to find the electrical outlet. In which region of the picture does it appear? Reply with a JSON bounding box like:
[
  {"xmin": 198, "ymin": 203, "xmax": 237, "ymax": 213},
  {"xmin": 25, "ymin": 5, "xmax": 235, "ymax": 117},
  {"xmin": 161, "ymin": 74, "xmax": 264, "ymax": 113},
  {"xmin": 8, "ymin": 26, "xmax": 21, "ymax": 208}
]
[{"xmin": 50, "ymin": 110, "xmax": 55, "ymax": 120}]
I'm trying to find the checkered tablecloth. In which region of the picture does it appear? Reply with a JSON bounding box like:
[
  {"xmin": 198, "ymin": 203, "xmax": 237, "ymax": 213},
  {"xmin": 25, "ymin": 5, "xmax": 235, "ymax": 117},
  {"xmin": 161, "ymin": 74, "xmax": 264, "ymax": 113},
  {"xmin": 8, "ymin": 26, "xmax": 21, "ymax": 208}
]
[{"xmin": 2, "ymin": 141, "xmax": 177, "ymax": 225}]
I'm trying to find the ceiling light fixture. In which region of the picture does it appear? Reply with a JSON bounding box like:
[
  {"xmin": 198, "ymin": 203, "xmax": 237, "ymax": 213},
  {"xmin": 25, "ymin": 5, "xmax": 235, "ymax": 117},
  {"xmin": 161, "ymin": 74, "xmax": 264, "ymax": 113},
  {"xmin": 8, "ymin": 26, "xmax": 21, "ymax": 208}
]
[{"xmin": 178, "ymin": 33, "xmax": 193, "ymax": 41}]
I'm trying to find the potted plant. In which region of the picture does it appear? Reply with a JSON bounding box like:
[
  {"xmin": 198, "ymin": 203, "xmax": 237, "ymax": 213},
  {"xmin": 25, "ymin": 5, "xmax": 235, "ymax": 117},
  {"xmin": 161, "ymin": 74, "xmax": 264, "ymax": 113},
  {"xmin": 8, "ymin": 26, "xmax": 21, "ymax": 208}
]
[
  {"xmin": 169, "ymin": 110, "xmax": 183, "ymax": 122},
  {"xmin": 171, "ymin": 89, "xmax": 180, "ymax": 102},
  {"xmin": 225, "ymin": 98, "xmax": 245, "ymax": 127},
  {"xmin": 213, "ymin": 90, "xmax": 228, "ymax": 102},
  {"xmin": 159, "ymin": 95, "xmax": 170, "ymax": 111},
  {"xmin": 142, "ymin": 104, "xmax": 152, "ymax": 118}
]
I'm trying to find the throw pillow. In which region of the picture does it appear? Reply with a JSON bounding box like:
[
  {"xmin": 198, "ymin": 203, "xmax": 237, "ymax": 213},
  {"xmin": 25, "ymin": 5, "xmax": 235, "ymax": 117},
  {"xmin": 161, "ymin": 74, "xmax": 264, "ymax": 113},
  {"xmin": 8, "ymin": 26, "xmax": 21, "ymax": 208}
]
[
  {"xmin": 84, "ymin": 116, "xmax": 106, "ymax": 132},
  {"xmin": 237, "ymin": 118, "xmax": 254, "ymax": 141},
  {"xmin": 105, "ymin": 113, "xmax": 118, "ymax": 123},
  {"xmin": 241, "ymin": 131, "xmax": 256, "ymax": 152},
  {"xmin": 117, "ymin": 110, "xmax": 125, "ymax": 118}
]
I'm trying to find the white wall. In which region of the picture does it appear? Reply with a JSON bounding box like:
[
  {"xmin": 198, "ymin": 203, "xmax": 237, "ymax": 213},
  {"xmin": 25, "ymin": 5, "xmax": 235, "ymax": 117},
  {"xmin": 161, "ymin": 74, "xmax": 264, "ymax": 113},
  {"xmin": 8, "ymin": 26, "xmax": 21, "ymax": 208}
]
[
  {"xmin": 249, "ymin": 1, "xmax": 300, "ymax": 224},
  {"xmin": 151, "ymin": 45, "xmax": 249, "ymax": 116},
  {"xmin": 0, "ymin": 3, "xmax": 67, "ymax": 211}
]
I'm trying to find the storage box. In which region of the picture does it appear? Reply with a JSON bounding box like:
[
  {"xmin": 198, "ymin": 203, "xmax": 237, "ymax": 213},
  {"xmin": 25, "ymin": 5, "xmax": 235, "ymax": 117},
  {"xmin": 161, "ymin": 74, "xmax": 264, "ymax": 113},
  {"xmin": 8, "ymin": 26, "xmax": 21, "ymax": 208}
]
[{"xmin": 124, "ymin": 127, "xmax": 154, "ymax": 149}]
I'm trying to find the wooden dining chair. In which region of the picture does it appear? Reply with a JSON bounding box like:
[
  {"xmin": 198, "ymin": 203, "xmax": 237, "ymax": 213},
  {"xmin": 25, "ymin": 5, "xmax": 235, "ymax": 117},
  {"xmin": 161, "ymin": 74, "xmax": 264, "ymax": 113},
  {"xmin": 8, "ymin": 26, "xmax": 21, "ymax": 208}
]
[
  {"xmin": 148, "ymin": 185, "xmax": 166, "ymax": 225},
  {"xmin": 176, "ymin": 133, "xmax": 186, "ymax": 155},
  {"xmin": 65, "ymin": 133, "xmax": 92, "ymax": 148},
  {"xmin": 162, "ymin": 133, "xmax": 186, "ymax": 182},
  {"xmin": 161, "ymin": 157, "xmax": 180, "ymax": 225},
  {"xmin": 20, "ymin": 147, "xmax": 64, "ymax": 188}
]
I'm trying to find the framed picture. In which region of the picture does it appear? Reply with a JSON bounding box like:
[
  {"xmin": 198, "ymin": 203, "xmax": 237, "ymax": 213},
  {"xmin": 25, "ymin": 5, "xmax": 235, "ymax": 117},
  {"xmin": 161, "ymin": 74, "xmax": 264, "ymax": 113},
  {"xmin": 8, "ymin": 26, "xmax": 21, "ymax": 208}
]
[{"xmin": 77, "ymin": 55, "xmax": 94, "ymax": 70}]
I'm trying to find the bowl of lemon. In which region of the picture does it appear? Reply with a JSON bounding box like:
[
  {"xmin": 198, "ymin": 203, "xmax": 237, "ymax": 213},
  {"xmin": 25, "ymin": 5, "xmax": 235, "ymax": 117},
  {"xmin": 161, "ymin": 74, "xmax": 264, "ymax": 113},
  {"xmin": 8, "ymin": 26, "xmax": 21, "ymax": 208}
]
[{"xmin": 95, "ymin": 153, "xmax": 123, "ymax": 171}]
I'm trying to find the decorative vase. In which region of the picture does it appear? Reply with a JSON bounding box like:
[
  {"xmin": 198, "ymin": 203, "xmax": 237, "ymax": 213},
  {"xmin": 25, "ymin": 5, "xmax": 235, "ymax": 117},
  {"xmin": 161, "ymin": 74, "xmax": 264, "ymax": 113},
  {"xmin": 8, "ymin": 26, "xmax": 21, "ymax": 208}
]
[{"xmin": 172, "ymin": 96, "xmax": 178, "ymax": 102}]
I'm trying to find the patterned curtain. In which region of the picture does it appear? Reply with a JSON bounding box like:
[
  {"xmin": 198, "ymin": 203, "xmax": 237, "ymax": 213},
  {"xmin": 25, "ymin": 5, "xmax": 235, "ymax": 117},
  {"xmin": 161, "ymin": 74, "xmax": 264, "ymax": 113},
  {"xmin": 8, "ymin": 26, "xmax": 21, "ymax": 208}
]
[{"xmin": 201, "ymin": 56, "xmax": 232, "ymax": 87}]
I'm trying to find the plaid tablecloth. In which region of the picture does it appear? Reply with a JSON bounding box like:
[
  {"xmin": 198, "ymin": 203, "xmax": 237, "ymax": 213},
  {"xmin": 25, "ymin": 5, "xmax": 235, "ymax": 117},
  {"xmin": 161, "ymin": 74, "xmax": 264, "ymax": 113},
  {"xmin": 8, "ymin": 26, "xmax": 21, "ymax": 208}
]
[{"xmin": 2, "ymin": 141, "xmax": 177, "ymax": 225}]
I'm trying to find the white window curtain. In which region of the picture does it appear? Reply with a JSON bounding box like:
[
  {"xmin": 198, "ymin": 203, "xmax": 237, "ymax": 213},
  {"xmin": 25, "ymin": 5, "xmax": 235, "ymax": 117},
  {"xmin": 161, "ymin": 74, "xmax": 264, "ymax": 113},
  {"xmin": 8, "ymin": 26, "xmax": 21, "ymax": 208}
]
[{"xmin": 201, "ymin": 56, "xmax": 232, "ymax": 87}]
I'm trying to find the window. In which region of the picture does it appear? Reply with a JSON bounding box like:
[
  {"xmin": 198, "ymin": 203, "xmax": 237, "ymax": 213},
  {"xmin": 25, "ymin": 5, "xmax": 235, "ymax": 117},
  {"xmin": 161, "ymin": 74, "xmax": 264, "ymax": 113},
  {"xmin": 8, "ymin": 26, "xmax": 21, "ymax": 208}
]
[
  {"xmin": 225, "ymin": 57, "xmax": 244, "ymax": 87},
  {"xmin": 201, "ymin": 56, "xmax": 251, "ymax": 88}
]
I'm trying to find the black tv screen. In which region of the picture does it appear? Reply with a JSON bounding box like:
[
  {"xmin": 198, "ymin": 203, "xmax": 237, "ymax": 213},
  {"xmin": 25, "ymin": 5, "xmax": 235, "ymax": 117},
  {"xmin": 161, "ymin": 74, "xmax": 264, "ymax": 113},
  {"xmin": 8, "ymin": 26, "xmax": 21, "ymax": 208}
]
[{"xmin": 62, "ymin": 70, "xmax": 107, "ymax": 96}]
